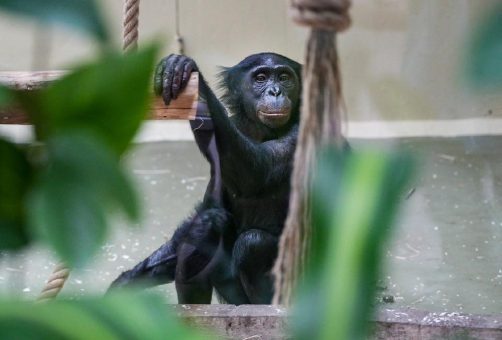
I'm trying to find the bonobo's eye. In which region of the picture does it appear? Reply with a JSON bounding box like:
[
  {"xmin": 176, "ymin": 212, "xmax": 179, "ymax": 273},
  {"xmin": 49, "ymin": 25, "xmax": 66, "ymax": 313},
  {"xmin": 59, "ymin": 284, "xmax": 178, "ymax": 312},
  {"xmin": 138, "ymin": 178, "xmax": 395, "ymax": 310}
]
[
  {"xmin": 279, "ymin": 73, "xmax": 290, "ymax": 82},
  {"xmin": 255, "ymin": 73, "xmax": 267, "ymax": 83}
]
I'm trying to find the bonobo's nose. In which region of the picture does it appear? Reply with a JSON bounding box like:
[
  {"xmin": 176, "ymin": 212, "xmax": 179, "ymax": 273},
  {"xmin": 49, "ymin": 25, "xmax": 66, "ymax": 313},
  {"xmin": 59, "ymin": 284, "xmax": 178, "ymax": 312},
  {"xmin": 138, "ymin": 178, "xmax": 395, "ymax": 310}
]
[{"xmin": 268, "ymin": 86, "xmax": 281, "ymax": 97}]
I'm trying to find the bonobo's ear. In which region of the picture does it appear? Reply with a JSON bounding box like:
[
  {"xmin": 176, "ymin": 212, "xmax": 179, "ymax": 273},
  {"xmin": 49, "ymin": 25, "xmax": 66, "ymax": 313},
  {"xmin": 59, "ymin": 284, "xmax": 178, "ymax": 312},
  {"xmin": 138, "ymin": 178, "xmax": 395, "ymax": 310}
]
[
  {"xmin": 286, "ymin": 58, "xmax": 302, "ymax": 96},
  {"xmin": 217, "ymin": 66, "xmax": 242, "ymax": 113},
  {"xmin": 216, "ymin": 66, "xmax": 231, "ymax": 91},
  {"xmin": 290, "ymin": 60, "xmax": 303, "ymax": 118},
  {"xmin": 292, "ymin": 61, "xmax": 302, "ymax": 82},
  {"xmin": 290, "ymin": 61, "xmax": 303, "ymax": 91}
]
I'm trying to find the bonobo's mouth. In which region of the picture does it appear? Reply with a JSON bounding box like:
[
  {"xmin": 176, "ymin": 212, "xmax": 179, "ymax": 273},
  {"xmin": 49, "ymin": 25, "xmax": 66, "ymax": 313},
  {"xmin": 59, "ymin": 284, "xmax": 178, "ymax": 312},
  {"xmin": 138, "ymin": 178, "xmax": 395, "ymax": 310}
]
[
  {"xmin": 258, "ymin": 110, "xmax": 291, "ymax": 128},
  {"xmin": 258, "ymin": 110, "xmax": 288, "ymax": 117}
]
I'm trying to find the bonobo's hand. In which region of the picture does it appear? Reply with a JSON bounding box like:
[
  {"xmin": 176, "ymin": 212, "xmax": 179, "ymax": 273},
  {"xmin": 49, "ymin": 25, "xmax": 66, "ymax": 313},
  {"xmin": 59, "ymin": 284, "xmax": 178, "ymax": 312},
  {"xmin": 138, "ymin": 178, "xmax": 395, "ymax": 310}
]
[{"xmin": 154, "ymin": 54, "xmax": 198, "ymax": 105}]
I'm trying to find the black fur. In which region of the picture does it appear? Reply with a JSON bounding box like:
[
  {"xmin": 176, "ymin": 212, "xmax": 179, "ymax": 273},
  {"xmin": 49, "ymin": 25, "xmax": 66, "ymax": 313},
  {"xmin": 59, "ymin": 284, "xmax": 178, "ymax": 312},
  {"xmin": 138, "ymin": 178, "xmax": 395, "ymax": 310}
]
[{"xmin": 109, "ymin": 53, "xmax": 302, "ymax": 304}]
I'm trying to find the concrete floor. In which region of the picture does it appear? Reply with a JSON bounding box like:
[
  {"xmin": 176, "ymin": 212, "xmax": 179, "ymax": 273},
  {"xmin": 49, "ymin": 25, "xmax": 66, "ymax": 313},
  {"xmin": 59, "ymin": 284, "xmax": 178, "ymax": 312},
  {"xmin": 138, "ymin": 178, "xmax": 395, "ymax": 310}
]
[
  {"xmin": 375, "ymin": 136, "xmax": 502, "ymax": 314},
  {"xmin": 0, "ymin": 137, "xmax": 501, "ymax": 314}
]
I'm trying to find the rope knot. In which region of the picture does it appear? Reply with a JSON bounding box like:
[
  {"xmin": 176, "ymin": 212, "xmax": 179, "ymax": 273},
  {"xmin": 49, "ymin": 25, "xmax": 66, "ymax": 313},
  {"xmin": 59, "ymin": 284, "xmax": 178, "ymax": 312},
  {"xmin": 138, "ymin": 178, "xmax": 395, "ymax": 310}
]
[{"xmin": 290, "ymin": 0, "xmax": 351, "ymax": 32}]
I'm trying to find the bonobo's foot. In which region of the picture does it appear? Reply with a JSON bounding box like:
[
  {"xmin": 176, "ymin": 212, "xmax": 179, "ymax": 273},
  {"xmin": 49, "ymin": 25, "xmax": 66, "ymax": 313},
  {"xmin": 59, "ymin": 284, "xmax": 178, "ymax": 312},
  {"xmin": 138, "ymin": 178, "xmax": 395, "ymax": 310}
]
[
  {"xmin": 154, "ymin": 54, "xmax": 198, "ymax": 105},
  {"xmin": 107, "ymin": 241, "xmax": 178, "ymax": 292}
]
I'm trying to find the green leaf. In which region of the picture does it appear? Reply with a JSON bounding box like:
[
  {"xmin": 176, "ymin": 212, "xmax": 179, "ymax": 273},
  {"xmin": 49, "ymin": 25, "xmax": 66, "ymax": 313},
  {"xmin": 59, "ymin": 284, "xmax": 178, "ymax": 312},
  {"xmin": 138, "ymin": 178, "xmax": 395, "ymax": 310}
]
[
  {"xmin": 28, "ymin": 132, "xmax": 139, "ymax": 267},
  {"xmin": 0, "ymin": 85, "xmax": 13, "ymax": 107},
  {"xmin": 78, "ymin": 293, "xmax": 208, "ymax": 339},
  {"xmin": 0, "ymin": 0, "xmax": 109, "ymax": 44},
  {"xmin": 466, "ymin": 4, "xmax": 502, "ymax": 88},
  {"xmin": 293, "ymin": 148, "xmax": 413, "ymax": 340},
  {"xmin": 0, "ymin": 303, "xmax": 117, "ymax": 340},
  {"xmin": 0, "ymin": 139, "xmax": 32, "ymax": 250},
  {"xmin": 0, "ymin": 293, "xmax": 208, "ymax": 339},
  {"xmin": 18, "ymin": 44, "xmax": 158, "ymax": 156}
]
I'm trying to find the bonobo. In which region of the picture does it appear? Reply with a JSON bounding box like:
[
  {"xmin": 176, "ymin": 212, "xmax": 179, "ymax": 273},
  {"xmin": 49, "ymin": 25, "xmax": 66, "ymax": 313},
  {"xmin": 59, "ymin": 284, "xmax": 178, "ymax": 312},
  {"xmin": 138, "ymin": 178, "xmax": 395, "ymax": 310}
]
[{"xmin": 109, "ymin": 53, "xmax": 302, "ymax": 304}]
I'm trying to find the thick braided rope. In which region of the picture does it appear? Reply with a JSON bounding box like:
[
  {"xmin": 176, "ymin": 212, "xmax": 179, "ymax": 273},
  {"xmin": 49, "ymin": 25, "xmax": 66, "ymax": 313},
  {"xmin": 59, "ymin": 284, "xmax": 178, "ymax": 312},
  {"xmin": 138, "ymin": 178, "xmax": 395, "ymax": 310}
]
[
  {"xmin": 273, "ymin": 0, "xmax": 351, "ymax": 306},
  {"xmin": 123, "ymin": 0, "xmax": 140, "ymax": 52},
  {"xmin": 290, "ymin": 0, "xmax": 351, "ymax": 31},
  {"xmin": 36, "ymin": 263, "xmax": 70, "ymax": 302}
]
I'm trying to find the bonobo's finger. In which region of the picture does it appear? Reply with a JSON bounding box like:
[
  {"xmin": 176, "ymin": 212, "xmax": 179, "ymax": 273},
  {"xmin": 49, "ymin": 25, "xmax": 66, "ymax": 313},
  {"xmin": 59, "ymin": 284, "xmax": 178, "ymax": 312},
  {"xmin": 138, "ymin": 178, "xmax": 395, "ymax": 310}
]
[
  {"xmin": 162, "ymin": 54, "xmax": 180, "ymax": 105},
  {"xmin": 154, "ymin": 56, "xmax": 170, "ymax": 96},
  {"xmin": 171, "ymin": 58, "xmax": 184, "ymax": 99},
  {"xmin": 162, "ymin": 75, "xmax": 171, "ymax": 105},
  {"xmin": 181, "ymin": 60, "xmax": 195, "ymax": 89}
]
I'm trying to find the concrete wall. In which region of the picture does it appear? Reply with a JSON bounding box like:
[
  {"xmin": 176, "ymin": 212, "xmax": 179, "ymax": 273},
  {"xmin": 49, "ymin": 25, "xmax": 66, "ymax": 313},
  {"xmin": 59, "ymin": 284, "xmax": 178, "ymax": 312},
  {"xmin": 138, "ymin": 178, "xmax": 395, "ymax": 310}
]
[{"xmin": 0, "ymin": 0, "xmax": 500, "ymax": 123}]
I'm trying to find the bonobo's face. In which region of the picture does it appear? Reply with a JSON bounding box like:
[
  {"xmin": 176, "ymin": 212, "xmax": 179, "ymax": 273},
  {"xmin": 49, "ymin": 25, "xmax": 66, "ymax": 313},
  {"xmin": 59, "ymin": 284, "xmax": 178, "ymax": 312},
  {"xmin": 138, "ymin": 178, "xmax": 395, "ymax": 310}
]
[{"xmin": 243, "ymin": 57, "xmax": 300, "ymax": 129}]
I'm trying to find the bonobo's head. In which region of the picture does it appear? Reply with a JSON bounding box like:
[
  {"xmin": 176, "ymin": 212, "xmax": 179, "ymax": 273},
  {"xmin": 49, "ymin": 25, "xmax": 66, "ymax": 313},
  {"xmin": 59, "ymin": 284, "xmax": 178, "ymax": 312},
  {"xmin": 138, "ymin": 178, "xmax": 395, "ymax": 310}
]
[{"xmin": 219, "ymin": 53, "xmax": 302, "ymax": 129}]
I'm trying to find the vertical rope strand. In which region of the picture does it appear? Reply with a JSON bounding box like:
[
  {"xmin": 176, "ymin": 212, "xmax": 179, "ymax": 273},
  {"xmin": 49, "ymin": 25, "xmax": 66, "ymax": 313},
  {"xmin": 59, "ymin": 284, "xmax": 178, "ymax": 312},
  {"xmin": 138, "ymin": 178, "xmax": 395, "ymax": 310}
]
[
  {"xmin": 174, "ymin": 0, "xmax": 185, "ymax": 54},
  {"xmin": 123, "ymin": 0, "xmax": 140, "ymax": 52},
  {"xmin": 272, "ymin": 0, "xmax": 351, "ymax": 306},
  {"xmin": 37, "ymin": 263, "xmax": 70, "ymax": 302}
]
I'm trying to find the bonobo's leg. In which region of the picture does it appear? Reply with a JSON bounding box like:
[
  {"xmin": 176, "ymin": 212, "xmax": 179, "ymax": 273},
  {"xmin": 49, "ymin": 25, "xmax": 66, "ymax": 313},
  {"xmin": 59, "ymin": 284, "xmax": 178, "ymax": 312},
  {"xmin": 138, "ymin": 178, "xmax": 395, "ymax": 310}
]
[
  {"xmin": 175, "ymin": 242, "xmax": 213, "ymax": 303},
  {"xmin": 232, "ymin": 229, "xmax": 279, "ymax": 304},
  {"xmin": 209, "ymin": 230, "xmax": 251, "ymax": 305},
  {"xmin": 176, "ymin": 240, "xmax": 251, "ymax": 304},
  {"xmin": 173, "ymin": 206, "xmax": 228, "ymax": 303},
  {"xmin": 108, "ymin": 201, "xmax": 227, "ymax": 295},
  {"xmin": 108, "ymin": 239, "xmax": 177, "ymax": 291},
  {"xmin": 175, "ymin": 207, "xmax": 250, "ymax": 305},
  {"xmin": 108, "ymin": 214, "xmax": 197, "ymax": 291}
]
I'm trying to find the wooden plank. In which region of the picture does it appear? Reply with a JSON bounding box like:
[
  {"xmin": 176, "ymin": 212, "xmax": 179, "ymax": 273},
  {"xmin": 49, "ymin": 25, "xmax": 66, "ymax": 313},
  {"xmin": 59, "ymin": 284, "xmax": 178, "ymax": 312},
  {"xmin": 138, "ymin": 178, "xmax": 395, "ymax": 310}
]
[
  {"xmin": 0, "ymin": 71, "xmax": 66, "ymax": 90},
  {"xmin": 151, "ymin": 73, "xmax": 198, "ymax": 120},
  {"xmin": 0, "ymin": 71, "xmax": 199, "ymax": 124}
]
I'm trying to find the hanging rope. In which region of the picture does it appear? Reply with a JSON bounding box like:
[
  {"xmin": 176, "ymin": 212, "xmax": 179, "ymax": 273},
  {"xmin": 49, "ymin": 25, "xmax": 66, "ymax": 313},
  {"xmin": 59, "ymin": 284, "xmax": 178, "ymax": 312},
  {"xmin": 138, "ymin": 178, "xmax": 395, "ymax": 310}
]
[
  {"xmin": 272, "ymin": 0, "xmax": 351, "ymax": 306},
  {"xmin": 36, "ymin": 263, "xmax": 70, "ymax": 302},
  {"xmin": 174, "ymin": 0, "xmax": 185, "ymax": 55},
  {"xmin": 123, "ymin": 0, "xmax": 140, "ymax": 52}
]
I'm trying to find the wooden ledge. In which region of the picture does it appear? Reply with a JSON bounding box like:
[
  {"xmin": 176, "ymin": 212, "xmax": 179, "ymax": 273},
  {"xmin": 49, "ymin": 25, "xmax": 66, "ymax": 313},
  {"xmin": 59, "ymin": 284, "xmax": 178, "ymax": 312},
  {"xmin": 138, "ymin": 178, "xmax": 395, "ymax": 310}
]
[
  {"xmin": 172, "ymin": 305, "xmax": 502, "ymax": 339},
  {"xmin": 0, "ymin": 71, "xmax": 199, "ymax": 124}
]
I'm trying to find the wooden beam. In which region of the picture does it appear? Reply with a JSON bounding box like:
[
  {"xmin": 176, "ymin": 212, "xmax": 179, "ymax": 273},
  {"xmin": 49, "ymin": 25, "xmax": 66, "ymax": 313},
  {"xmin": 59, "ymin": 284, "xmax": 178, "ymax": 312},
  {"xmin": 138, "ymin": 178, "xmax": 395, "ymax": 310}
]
[
  {"xmin": 151, "ymin": 73, "xmax": 198, "ymax": 120},
  {"xmin": 0, "ymin": 71, "xmax": 199, "ymax": 124}
]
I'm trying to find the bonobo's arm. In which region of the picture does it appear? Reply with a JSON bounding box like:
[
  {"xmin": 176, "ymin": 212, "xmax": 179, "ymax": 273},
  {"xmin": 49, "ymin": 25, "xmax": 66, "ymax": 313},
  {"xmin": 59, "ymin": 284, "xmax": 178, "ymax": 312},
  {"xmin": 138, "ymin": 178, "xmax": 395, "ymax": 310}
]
[
  {"xmin": 155, "ymin": 55, "xmax": 252, "ymax": 151},
  {"xmin": 155, "ymin": 55, "xmax": 296, "ymax": 191}
]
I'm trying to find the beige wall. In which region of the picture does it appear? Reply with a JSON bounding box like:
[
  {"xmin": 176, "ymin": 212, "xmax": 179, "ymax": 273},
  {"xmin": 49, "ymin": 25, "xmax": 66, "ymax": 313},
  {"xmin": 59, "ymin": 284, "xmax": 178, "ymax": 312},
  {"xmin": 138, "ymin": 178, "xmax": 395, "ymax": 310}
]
[{"xmin": 0, "ymin": 0, "xmax": 500, "ymax": 122}]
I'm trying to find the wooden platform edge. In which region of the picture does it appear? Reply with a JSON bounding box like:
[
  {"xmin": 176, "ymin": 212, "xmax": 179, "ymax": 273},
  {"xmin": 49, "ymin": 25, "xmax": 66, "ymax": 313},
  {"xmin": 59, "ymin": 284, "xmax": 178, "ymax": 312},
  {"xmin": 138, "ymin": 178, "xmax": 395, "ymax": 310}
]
[
  {"xmin": 0, "ymin": 71, "xmax": 199, "ymax": 124},
  {"xmin": 172, "ymin": 305, "xmax": 502, "ymax": 339}
]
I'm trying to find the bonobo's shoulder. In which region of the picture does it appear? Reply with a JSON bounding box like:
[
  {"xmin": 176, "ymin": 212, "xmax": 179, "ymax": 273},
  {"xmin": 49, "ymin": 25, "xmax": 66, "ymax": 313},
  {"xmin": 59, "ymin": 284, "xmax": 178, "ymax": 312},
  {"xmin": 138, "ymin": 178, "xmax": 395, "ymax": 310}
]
[{"xmin": 236, "ymin": 52, "xmax": 301, "ymax": 69}]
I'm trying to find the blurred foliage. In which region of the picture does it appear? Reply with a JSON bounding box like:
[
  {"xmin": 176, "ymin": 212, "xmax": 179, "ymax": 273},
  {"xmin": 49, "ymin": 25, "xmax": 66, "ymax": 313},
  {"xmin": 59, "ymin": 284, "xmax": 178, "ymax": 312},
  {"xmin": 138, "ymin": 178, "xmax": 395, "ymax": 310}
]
[
  {"xmin": 17, "ymin": 47, "xmax": 156, "ymax": 156},
  {"xmin": 0, "ymin": 293, "xmax": 207, "ymax": 340},
  {"xmin": 293, "ymin": 148, "xmax": 413, "ymax": 340},
  {"xmin": 0, "ymin": 45, "xmax": 157, "ymax": 267},
  {"xmin": 0, "ymin": 0, "xmax": 212, "ymax": 339},
  {"xmin": 0, "ymin": 84, "xmax": 12, "ymax": 105},
  {"xmin": 28, "ymin": 132, "xmax": 139, "ymax": 267},
  {"xmin": 0, "ymin": 0, "xmax": 417, "ymax": 339},
  {"xmin": 466, "ymin": 3, "xmax": 502, "ymax": 89},
  {"xmin": 0, "ymin": 0, "xmax": 109, "ymax": 46},
  {"xmin": 0, "ymin": 140, "xmax": 33, "ymax": 250}
]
